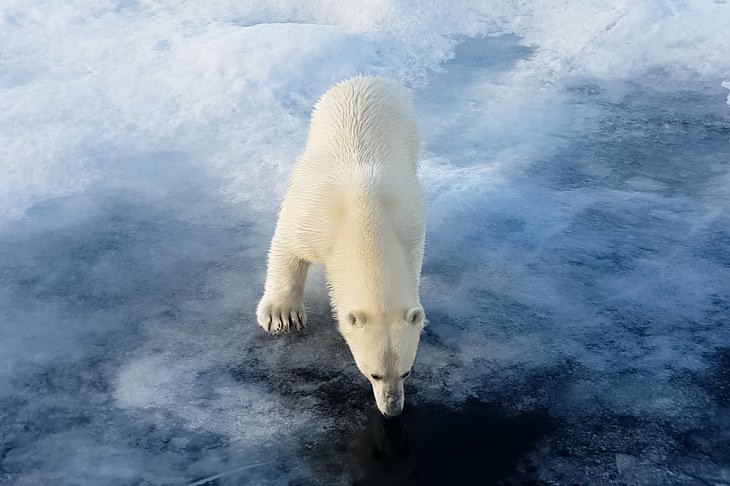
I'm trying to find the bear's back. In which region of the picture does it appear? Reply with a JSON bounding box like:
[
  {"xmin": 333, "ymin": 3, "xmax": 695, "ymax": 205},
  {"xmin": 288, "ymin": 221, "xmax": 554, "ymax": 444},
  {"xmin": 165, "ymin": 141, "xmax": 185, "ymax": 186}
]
[{"xmin": 302, "ymin": 76, "xmax": 419, "ymax": 177}]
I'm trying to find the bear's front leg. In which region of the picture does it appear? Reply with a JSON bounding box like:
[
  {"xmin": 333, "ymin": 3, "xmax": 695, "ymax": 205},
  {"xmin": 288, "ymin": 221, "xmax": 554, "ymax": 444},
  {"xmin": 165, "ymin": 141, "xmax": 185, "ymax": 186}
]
[{"xmin": 256, "ymin": 233, "xmax": 309, "ymax": 334}]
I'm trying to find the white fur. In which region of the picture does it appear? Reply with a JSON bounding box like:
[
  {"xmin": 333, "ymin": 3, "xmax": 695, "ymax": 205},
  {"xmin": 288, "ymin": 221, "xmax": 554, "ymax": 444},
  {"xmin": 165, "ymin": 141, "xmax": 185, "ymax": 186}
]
[{"xmin": 256, "ymin": 76, "xmax": 426, "ymax": 416}]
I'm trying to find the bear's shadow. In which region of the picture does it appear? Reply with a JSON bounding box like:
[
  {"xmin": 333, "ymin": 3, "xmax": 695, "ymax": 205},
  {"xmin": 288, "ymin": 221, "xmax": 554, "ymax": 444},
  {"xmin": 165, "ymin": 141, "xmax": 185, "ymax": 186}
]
[{"xmin": 305, "ymin": 396, "xmax": 554, "ymax": 485}]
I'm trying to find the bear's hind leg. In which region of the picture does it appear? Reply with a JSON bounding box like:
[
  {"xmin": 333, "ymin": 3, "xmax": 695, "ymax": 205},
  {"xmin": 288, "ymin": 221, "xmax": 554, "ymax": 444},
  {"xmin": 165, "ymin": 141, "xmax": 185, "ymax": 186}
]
[{"xmin": 256, "ymin": 233, "xmax": 309, "ymax": 334}]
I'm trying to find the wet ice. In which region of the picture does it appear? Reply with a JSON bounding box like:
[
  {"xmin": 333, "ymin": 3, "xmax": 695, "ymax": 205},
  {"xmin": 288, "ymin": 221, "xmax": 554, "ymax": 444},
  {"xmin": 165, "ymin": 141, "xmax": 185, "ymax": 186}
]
[{"xmin": 2, "ymin": 2, "xmax": 730, "ymax": 484}]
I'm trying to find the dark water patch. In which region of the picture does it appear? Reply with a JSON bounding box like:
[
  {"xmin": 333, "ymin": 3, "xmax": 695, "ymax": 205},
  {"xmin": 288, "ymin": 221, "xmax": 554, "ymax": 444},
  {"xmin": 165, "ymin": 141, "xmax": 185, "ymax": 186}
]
[
  {"xmin": 230, "ymin": 312, "xmax": 375, "ymax": 426},
  {"xmin": 478, "ymin": 359, "xmax": 583, "ymax": 414},
  {"xmin": 231, "ymin": 353, "xmax": 371, "ymax": 423},
  {"xmin": 304, "ymin": 398, "xmax": 554, "ymax": 485},
  {"xmin": 229, "ymin": 353, "xmax": 271, "ymax": 386},
  {"xmin": 415, "ymin": 35, "xmax": 534, "ymax": 165},
  {"xmin": 417, "ymin": 34, "xmax": 533, "ymax": 109},
  {"xmin": 675, "ymin": 420, "xmax": 730, "ymax": 469},
  {"xmin": 704, "ymin": 293, "xmax": 730, "ymax": 333},
  {"xmin": 535, "ymin": 80, "xmax": 730, "ymax": 196},
  {"xmin": 530, "ymin": 412, "xmax": 704, "ymax": 484},
  {"xmin": 694, "ymin": 223, "xmax": 730, "ymax": 268},
  {"xmin": 12, "ymin": 355, "xmax": 112, "ymax": 397},
  {"xmin": 696, "ymin": 347, "xmax": 730, "ymax": 406},
  {"xmin": 448, "ymin": 35, "xmax": 533, "ymax": 72}
]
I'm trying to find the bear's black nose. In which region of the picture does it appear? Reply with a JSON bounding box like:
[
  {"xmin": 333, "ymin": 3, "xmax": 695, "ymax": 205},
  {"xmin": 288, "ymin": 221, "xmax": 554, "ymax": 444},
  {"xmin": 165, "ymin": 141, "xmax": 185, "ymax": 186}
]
[
  {"xmin": 383, "ymin": 408, "xmax": 402, "ymax": 418},
  {"xmin": 383, "ymin": 394, "xmax": 403, "ymax": 417}
]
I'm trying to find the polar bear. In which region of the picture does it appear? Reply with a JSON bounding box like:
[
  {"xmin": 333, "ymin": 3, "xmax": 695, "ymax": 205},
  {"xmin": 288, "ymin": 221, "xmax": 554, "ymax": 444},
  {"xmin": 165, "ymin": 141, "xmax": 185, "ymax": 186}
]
[{"xmin": 256, "ymin": 76, "xmax": 426, "ymax": 417}]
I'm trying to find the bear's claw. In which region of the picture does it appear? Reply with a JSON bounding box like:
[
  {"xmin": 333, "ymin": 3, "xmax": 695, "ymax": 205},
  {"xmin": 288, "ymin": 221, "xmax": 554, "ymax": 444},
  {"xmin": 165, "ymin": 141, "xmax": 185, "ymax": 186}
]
[{"xmin": 256, "ymin": 296, "xmax": 307, "ymax": 334}]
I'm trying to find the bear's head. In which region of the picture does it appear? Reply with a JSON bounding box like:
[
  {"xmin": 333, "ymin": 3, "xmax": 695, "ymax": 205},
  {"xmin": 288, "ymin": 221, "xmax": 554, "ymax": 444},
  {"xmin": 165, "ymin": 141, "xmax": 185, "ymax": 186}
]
[{"xmin": 339, "ymin": 306, "xmax": 425, "ymax": 417}]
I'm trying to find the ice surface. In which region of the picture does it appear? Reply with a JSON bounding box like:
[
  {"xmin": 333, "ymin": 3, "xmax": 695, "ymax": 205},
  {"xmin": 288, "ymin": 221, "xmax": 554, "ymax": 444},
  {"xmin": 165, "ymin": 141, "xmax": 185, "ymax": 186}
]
[{"xmin": 2, "ymin": 1, "xmax": 729, "ymax": 484}]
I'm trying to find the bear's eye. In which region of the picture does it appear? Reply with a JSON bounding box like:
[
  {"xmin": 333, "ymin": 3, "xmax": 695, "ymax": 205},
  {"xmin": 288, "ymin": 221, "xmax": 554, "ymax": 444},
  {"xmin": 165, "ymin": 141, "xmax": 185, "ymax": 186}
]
[
  {"xmin": 401, "ymin": 371, "xmax": 410, "ymax": 379},
  {"xmin": 370, "ymin": 374, "xmax": 383, "ymax": 381}
]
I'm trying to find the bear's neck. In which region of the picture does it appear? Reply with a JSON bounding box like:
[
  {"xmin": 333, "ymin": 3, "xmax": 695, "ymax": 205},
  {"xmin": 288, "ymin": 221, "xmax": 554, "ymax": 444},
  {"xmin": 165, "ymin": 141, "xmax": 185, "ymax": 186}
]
[{"xmin": 324, "ymin": 197, "xmax": 419, "ymax": 317}]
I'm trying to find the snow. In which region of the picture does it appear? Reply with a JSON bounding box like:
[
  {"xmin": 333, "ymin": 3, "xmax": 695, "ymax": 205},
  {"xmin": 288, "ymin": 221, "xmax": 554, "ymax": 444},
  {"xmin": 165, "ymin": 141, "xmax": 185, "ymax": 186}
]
[{"xmin": 2, "ymin": 1, "xmax": 729, "ymax": 484}]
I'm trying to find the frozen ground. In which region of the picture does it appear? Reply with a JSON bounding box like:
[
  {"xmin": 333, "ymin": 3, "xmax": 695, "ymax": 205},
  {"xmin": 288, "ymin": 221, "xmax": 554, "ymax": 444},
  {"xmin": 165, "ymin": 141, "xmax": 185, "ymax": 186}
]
[{"xmin": 1, "ymin": 1, "xmax": 729, "ymax": 485}]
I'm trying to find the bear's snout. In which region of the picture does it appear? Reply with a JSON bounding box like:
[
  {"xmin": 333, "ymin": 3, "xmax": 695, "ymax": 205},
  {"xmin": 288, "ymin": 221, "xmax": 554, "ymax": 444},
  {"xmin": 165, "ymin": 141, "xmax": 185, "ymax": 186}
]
[
  {"xmin": 371, "ymin": 378, "xmax": 406, "ymax": 418},
  {"xmin": 382, "ymin": 392, "xmax": 404, "ymax": 417}
]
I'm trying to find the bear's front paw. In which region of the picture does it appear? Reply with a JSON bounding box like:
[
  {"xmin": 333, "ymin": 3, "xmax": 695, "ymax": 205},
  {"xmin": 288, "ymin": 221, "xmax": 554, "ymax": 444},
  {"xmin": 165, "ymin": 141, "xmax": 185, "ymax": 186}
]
[{"xmin": 256, "ymin": 294, "xmax": 307, "ymax": 334}]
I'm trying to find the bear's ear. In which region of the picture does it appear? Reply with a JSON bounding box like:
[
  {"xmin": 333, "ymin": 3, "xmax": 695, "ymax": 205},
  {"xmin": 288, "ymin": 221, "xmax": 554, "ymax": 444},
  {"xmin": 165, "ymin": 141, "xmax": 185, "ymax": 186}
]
[
  {"xmin": 345, "ymin": 311, "xmax": 367, "ymax": 328},
  {"xmin": 405, "ymin": 307, "xmax": 425, "ymax": 327}
]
